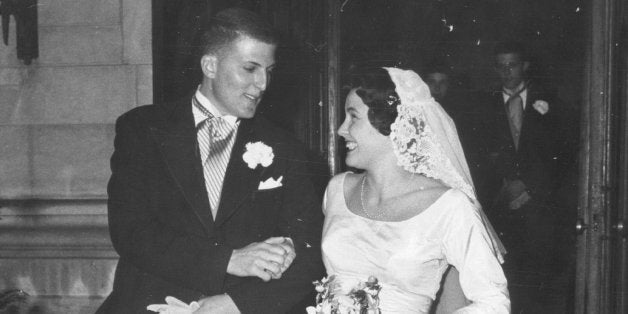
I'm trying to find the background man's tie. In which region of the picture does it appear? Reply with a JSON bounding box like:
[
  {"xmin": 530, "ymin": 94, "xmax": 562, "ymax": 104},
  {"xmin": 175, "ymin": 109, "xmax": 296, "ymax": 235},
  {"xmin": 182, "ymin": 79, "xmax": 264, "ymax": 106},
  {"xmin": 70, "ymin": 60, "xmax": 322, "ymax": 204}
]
[
  {"xmin": 505, "ymin": 89, "xmax": 524, "ymax": 150},
  {"xmin": 193, "ymin": 97, "xmax": 235, "ymax": 219}
]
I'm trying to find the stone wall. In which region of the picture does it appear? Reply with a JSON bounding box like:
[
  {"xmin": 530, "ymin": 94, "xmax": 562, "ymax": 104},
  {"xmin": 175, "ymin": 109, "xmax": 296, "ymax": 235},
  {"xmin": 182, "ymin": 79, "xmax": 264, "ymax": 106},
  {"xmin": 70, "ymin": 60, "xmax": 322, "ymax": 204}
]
[{"xmin": 0, "ymin": 0, "xmax": 151, "ymax": 312}]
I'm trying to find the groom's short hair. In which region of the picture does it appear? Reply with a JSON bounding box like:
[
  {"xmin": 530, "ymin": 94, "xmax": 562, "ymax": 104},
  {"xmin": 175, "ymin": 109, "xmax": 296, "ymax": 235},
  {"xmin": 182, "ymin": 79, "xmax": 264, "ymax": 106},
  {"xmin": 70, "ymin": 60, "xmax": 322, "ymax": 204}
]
[{"xmin": 200, "ymin": 7, "xmax": 279, "ymax": 56}]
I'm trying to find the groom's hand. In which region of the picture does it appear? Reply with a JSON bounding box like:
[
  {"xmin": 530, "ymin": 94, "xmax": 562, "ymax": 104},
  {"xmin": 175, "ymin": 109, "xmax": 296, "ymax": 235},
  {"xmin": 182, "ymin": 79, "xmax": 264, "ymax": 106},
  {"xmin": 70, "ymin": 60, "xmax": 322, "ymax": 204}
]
[
  {"xmin": 264, "ymin": 237, "xmax": 296, "ymax": 278},
  {"xmin": 227, "ymin": 237, "xmax": 295, "ymax": 282}
]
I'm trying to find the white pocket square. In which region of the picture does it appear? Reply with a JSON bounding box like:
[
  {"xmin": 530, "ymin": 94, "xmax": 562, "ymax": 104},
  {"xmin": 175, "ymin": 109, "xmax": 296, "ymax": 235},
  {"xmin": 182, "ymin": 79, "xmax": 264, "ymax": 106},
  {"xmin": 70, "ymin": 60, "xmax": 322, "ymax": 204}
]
[{"xmin": 258, "ymin": 176, "xmax": 283, "ymax": 190}]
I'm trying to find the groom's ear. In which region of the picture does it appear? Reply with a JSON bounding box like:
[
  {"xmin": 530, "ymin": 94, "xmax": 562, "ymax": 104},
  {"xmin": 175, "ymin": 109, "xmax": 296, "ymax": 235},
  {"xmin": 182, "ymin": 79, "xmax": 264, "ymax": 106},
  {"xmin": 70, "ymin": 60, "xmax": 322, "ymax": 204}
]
[{"xmin": 201, "ymin": 54, "xmax": 218, "ymax": 79}]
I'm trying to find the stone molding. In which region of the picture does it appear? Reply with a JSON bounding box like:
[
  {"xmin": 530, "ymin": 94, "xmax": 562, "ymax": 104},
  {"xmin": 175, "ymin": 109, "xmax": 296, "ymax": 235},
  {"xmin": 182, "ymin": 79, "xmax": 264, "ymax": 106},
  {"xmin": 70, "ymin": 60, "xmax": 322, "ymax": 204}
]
[{"xmin": 0, "ymin": 199, "xmax": 117, "ymax": 259}]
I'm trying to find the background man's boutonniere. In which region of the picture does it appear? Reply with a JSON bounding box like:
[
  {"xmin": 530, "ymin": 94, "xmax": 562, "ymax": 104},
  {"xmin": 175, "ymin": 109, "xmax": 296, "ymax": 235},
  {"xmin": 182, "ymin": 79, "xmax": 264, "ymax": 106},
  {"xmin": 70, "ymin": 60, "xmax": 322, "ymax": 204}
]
[
  {"xmin": 532, "ymin": 100, "xmax": 549, "ymax": 115},
  {"xmin": 242, "ymin": 141, "xmax": 274, "ymax": 169}
]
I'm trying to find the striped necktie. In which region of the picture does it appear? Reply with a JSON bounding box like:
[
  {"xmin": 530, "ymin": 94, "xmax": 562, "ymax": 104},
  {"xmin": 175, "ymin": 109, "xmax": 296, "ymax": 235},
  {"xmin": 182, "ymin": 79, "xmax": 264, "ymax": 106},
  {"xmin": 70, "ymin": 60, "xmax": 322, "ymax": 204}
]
[
  {"xmin": 193, "ymin": 96, "xmax": 236, "ymax": 219},
  {"xmin": 504, "ymin": 87, "xmax": 525, "ymax": 150}
]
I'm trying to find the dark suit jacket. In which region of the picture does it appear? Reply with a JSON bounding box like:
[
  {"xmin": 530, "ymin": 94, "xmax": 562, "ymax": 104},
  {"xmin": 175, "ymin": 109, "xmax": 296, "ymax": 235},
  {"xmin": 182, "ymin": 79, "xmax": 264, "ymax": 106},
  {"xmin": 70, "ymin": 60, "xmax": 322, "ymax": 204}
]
[
  {"xmin": 480, "ymin": 83, "xmax": 560, "ymax": 208},
  {"xmin": 97, "ymin": 98, "xmax": 325, "ymax": 313},
  {"xmin": 477, "ymin": 83, "xmax": 563, "ymax": 272}
]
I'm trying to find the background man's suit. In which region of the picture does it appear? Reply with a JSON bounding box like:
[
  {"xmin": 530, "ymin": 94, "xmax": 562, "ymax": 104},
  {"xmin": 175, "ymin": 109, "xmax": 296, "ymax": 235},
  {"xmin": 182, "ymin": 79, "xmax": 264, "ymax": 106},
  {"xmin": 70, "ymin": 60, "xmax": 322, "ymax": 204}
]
[
  {"xmin": 477, "ymin": 82, "xmax": 564, "ymax": 310},
  {"xmin": 97, "ymin": 97, "xmax": 325, "ymax": 313},
  {"xmin": 482, "ymin": 83, "xmax": 560, "ymax": 208}
]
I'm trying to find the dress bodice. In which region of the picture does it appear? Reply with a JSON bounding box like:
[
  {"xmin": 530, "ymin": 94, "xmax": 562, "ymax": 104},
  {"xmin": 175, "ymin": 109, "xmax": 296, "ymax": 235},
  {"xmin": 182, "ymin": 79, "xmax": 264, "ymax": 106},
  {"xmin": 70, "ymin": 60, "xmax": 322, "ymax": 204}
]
[{"xmin": 321, "ymin": 172, "xmax": 510, "ymax": 313}]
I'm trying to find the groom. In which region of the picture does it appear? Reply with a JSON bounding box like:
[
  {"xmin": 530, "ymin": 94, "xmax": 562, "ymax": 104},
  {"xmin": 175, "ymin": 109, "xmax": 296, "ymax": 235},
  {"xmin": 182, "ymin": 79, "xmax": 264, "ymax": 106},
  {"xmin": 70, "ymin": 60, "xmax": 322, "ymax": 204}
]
[{"xmin": 97, "ymin": 8, "xmax": 324, "ymax": 314}]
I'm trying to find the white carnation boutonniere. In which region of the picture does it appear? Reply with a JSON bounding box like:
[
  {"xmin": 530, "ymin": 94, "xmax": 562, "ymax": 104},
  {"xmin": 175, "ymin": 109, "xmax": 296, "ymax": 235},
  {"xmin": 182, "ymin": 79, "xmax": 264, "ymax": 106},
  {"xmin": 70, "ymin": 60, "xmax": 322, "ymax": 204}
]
[
  {"xmin": 532, "ymin": 100, "xmax": 549, "ymax": 115},
  {"xmin": 242, "ymin": 141, "xmax": 274, "ymax": 169}
]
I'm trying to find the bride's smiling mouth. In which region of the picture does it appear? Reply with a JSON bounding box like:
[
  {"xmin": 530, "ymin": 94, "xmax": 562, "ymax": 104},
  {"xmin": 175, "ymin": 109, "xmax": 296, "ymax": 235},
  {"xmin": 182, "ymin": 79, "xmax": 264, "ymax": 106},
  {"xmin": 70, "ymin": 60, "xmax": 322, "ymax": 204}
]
[{"xmin": 346, "ymin": 141, "xmax": 357, "ymax": 151}]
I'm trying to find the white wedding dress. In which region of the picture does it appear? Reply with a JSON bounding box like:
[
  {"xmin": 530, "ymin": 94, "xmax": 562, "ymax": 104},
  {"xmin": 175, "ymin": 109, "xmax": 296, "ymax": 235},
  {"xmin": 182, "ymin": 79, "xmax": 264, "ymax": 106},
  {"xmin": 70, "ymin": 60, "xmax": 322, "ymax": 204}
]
[{"xmin": 321, "ymin": 173, "xmax": 510, "ymax": 313}]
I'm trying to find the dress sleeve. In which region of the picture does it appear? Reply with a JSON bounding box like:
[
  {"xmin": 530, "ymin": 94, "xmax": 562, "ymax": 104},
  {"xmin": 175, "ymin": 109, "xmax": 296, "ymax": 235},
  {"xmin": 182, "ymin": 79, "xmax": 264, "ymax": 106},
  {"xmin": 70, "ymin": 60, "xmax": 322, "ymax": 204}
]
[
  {"xmin": 322, "ymin": 172, "xmax": 348, "ymax": 216},
  {"xmin": 442, "ymin": 192, "xmax": 511, "ymax": 314},
  {"xmin": 322, "ymin": 180, "xmax": 330, "ymax": 216}
]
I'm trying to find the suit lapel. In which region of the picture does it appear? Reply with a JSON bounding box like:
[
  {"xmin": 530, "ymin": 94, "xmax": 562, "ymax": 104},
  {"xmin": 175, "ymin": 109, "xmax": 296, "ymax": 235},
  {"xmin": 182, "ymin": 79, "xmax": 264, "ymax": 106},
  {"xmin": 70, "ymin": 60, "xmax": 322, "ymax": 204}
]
[
  {"xmin": 150, "ymin": 99, "xmax": 214, "ymax": 234},
  {"xmin": 520, "ymin": 85, "xmax": 542, "ymax": 146},
  {"xmin": 214, "ymin": 119, "xmax": 262, "ymax": 227}
]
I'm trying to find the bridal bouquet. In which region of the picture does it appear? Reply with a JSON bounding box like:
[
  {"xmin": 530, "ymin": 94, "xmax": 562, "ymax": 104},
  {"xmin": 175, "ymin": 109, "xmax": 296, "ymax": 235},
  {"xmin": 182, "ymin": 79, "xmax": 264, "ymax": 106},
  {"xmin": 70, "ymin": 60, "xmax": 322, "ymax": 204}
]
[{"xmin": 306, "ymin": 275, "xmax": 382, "ymax": 314}]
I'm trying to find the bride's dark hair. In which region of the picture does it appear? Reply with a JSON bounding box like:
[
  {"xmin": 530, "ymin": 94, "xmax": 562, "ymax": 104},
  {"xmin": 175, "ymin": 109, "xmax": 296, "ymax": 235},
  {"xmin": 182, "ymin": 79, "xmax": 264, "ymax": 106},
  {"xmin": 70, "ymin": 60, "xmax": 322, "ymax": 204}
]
[{"xmin": 348, "ymin": 67, "xmax": 400, "ymax": 136}]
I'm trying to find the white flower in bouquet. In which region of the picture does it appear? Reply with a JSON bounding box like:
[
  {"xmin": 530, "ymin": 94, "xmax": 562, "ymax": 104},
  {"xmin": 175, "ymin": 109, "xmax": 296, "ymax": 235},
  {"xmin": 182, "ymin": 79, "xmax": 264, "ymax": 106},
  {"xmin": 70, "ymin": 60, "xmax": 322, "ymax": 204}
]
[{"xmin": 306, "ymin": 275, "xmax": 382, "ymax": 314}]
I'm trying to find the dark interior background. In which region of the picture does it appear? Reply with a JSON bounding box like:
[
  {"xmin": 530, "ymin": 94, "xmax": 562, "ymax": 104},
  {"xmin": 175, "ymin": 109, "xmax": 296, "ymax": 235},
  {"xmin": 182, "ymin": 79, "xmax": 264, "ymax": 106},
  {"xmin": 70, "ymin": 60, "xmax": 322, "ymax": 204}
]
[{"xmin": 339, "ymin": 0, "xmax": 584, "ymax": 103}]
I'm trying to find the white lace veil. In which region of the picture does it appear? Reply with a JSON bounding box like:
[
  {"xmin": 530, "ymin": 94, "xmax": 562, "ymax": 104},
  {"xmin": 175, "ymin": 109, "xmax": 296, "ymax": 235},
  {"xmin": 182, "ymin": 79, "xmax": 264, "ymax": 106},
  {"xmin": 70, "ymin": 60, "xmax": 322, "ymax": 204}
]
[{"xmin": 385, "ymin": 67, "xmax": 507, "ymax": 262}]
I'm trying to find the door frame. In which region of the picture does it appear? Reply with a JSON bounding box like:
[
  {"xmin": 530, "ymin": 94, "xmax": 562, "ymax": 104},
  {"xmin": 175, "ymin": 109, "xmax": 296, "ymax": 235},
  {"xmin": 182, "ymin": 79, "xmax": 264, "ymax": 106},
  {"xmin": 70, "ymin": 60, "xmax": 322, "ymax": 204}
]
[
  {"xmin": 573, "ymin": 0, "xmax": 622, "ymax": 312},
  {"xmin": 611, "ymin": 0, "xmax": 628, "ymax": 312}
]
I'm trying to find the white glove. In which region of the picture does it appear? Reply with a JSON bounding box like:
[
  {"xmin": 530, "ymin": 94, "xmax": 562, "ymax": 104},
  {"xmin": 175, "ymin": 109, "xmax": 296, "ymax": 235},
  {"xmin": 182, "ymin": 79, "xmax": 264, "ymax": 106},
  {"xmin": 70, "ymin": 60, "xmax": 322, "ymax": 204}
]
[{"xmin": 147, "ymin": 296, "xmax": 201, "ymax": 313}]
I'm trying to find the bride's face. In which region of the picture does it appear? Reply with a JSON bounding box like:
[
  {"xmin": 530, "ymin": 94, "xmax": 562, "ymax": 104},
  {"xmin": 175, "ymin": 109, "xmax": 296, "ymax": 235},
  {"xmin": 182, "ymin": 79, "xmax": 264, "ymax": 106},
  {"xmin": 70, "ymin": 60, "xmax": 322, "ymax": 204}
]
[{"xmin": 338, "ymin": 89, "xmax": 391, "ymax": 169}]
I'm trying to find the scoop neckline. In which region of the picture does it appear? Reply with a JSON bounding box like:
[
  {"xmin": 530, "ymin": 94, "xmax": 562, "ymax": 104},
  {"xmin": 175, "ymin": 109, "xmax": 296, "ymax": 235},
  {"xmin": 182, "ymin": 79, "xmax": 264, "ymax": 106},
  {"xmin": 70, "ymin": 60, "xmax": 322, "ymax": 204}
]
[{"xmin": 340, "ymin": 172, "xmax": 453, "ymax": 223}]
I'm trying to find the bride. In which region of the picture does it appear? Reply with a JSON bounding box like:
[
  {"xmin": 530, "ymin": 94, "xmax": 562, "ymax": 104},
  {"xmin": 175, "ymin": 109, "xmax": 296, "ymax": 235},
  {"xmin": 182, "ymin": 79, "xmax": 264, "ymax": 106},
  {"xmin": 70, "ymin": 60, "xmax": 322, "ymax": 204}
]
[{"xmin": 321, "ymin": 66, "xmax": 510, "ymax": 313}]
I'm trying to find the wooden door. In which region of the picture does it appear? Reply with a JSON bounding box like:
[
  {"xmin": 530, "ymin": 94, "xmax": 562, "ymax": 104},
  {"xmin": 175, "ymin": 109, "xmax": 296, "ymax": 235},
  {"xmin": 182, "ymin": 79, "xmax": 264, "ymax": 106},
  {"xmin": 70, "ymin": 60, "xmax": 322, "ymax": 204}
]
[{"xmin": 575, "ymin": 0, "xmax": 628, "ymax": 312}]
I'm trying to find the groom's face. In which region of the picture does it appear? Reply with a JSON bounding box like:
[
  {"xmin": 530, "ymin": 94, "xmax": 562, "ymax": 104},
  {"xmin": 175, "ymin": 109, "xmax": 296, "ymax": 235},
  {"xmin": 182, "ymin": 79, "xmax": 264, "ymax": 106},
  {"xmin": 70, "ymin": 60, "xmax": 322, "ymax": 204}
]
[{"xmin": 201, "ymin": 35, "xmax": 276, "ymax": 118}]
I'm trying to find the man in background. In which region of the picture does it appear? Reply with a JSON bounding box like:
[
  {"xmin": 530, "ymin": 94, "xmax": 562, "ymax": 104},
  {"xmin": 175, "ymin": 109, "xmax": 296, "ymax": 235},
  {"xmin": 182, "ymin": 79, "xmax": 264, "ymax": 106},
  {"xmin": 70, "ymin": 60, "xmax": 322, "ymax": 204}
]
[
  {"xmin": 422, "ymin": 60, "xmax": 488, "ymax": 202},
  {"xmin": 480, "ymin": 41, "xmax": 567, "ymax": 313}
]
